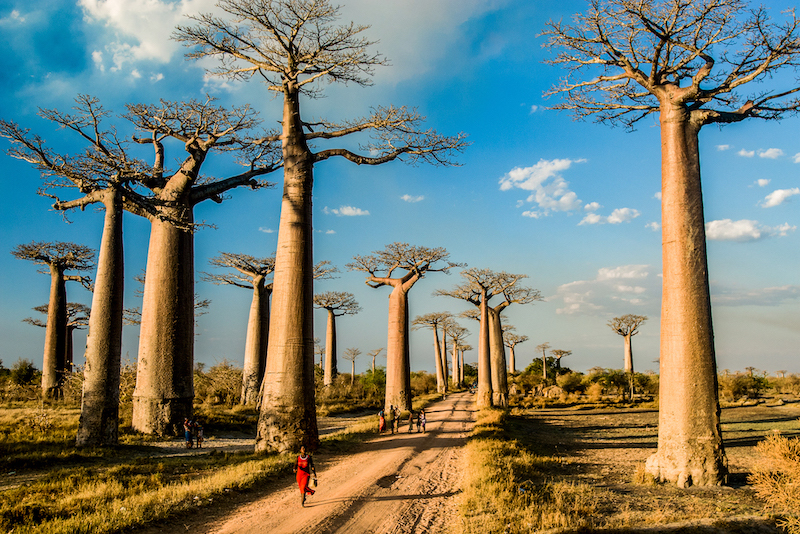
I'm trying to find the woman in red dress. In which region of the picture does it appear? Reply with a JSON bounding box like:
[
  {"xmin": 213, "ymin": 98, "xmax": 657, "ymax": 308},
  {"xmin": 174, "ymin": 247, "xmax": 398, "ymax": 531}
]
[{"xmin": 293, "ymin": 445, "xmax": 316, "ymax": 506}]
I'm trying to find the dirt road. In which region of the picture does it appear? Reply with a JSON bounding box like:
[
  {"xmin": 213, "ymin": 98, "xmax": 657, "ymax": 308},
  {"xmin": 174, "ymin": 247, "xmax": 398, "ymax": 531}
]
[{"xmin": 207, "ymin": 391, "xmax": 474, "ymax": 534}]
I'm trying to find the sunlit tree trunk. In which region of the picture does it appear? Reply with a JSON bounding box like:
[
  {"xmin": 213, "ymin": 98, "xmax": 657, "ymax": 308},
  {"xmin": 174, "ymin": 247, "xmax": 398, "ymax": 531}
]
[
  {"xmin": 242, "ymin": 279, "xmax": 270, "ymax": 405},
  {"xmin": 451, "ymin": 344, "xmax": 458, "ymax": 388},
  {"xmin": 487, "ymin": 308, "xmax": 508, "ymax": 407},
  {"xmin": 42, "ymin": 264, "xmax": 67, "ymax": 397},
  {"xmin": 257, "ymin": 84, "xmax": 318, "ymax": 452},
  {"xmin": 385, "ymin": 284, "xmax": 412, "ymax": 411},
  {"xmin": 432, "ymin": 326, "xmax": 445, "ymax": 393},
  {"xmin": 646, "ymin": 104, "xmax": 726, "ymax": 487},
  {"xmin": 623, "ymin": 334, "xmax": 634, "ymax": 374},
  {"xmin": 324, "ymin": 309, "xmax": 338, "ymax": 386},
  {"xmin": 77, "ymin": 189, "xmax": 124, "ymax": 446},
  {"xmin": 440, "ymin": 331, "xmax": 448, "ymax": 393},
  {"xmin": 477, "ymin": 291, "xmax": 492, "ymax": 408},
  {"xmin": 508, "ymin": 345, "xmax": 516, "ymax": 374}
]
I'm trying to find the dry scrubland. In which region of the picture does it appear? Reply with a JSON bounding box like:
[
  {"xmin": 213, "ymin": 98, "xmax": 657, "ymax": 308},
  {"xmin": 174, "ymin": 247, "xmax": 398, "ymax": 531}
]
[{"xmin": 4, "ymin": 379, "xmax": 800, "ymax": 533}]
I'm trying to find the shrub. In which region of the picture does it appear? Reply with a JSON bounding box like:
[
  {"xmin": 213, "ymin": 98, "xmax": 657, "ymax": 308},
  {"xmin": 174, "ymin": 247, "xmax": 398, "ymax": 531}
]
[
  {"xmin": 10, "ymin": 359, "xmax": 38, "ymax": 386},
  {"xmin": 556, "ymin": 372, "xmax": 584, "ymax": 394},
  {"xmin": 750, "ymin": 433, "xmax": 800, "ymax": 534}
]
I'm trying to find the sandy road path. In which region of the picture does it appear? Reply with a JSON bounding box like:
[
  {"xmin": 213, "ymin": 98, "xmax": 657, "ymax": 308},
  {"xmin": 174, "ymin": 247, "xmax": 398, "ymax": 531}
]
[{"xmin": 209, "ymin": 391, "xmax": 474, "ymax": 534}]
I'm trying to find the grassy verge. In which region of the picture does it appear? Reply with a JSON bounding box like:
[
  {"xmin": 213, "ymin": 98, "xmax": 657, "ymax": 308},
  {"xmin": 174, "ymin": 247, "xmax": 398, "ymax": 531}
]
[{"xmin": 455, "ymin": 409, "xmax": 600, "ymax": 534}]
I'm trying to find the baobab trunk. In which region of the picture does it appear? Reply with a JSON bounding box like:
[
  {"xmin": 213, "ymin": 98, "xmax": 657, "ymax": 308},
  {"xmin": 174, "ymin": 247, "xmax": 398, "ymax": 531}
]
[
  {"xmin": 77, "ymin": 190, "xmax": 124, "ymax": 446},
  {"xmin": 385, "ymin": 285, "xmax": 412, "ymax": 411},
  {"xmin": 256, "ymin": 84, "xmax": 318, "ymax": 453},
  {"xmin": 323, "ymin": 309, "xmax": 338, "ymax": 386},
  {"xmin": 132, "ymin": 216, "xmax": 195, "ymax": 435},
  {"xmin": 487, "ymin": 308, "xmax": 508, "ymax": 407},
  {"xmin": 477, "ymin": 294, "xmax": 492, "ymax": 408},
  {"xmin": 432, "ymin": 327, "xmax": 445, "ymax": 394},
  {"xmin": 645, "ymin": 105, "xmax": 726, "ymax": 487},
  {"xmin": 440, "ymin": 332, "xmax": 449, "ymax": 393},
  {"xmin": 42, "ymin": 264, "xmax": 67, "ymax": 397},
  {"xmin": 241, "ymin": 280, "xmax": 270, "ymax": 405},
  {"xmin": 451, "ymin": 344, "xmax": 459, "ymax": 388},
  {"xmin": 623, "ymin": 334, "xmax": 634, "ymax": 374},
  {"xmin": 459, "ymin": 349, "xmax": 465, "ymax": 385},
  {"xmin": 508, "ymin": 345, "xmax": 516, "ymax": 374}
]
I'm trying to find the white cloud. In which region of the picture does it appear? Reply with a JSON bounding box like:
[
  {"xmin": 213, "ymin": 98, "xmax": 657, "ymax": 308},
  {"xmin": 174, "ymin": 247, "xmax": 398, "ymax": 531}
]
[
  {"xmin": 499, "ymin": 158, "xmax": 584, "ymax": 217},
  {"xmin": 326, "ymin": 230, "xmax": 336, "ymax": 234},
  {"xmin": 151, "ymin": 73, "xmax": 164, "ymax": 82},
  {"xmin": 400, "ymin": 194, "xmax": 424, "ymax": 203},
  {"xmin": 646, "ymin": 222, "xmax": 660, "ymax": 231},
  {"xmin": 553, "ymin": 264, "xmax": 656, "ymax": 315},
  {"xmin": 91, "ymin": 50, "xmax": 104, "ymax": 71},
  {"xmin": 705, "ymin": 219, "xmax": 797, "ymax": 241},
  {"xmin": 654, "ymin": 191, "xmax": 662, "ymax": 201},
  {"xmin": 130, "ymin": 69, "xmax": 141, "ymax": 79},
  {"xmin": 0, "ymin": 9, "xmax": 26, "ymax": 25},
  {"xmin": 793, "ymin": 153, "xmax": 800, "ymax": 164},
  {"xmin": 761, "ymin": 188, "xmax": 800, "ymax": 208},
  {"xmin": 529, "ymin": 105, "xmax": 539, "ymax": 114},
  {"xmin": 712, "ymin": 284, "xmax": 800, "ymax": 307},
  {"xmin": 755, "ymin": 179, "xmax": 770, "ymax": 187},
  {"xmin": 716, "ymin": 144, "xmax": 731, "ymax": 151},
  {"xmin": 325, "ymin": 205, "xmax": 370, "ymax": 216},
  {"xmin": 584, "ymin": 201, "xmax": 602, "ymax": 212},
  {"xmin": 578, "ymin": 207, "xmax": 640, "ymax": 225},
  {"xmin": 258, "ymin": 227, "xmax": 275, "ymax": 233},
  {"xmin": 521, "ymin": 210, "xmax": 541, "ymax": 219},
  {"xmin": 738, "ymin": 149, "xmax": 755, "ymax": 157},
  {"xmin": 759, "ymin": 148, "xmax": 784, "ymax": 159}
]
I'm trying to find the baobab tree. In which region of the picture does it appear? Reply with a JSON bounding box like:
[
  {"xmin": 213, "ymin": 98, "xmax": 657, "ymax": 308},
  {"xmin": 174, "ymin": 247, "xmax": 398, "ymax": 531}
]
[
  {"xmin": 342, "ymin": 348, "xmax": 361, "ymax": 387},
  {"xmin": 11, "ymin": 241, "xmax": 93, "ymax": 397},
  {"xmin": 609, "ymin": 314, "xmax": 648, "ymax": 398},
  {"xmin": 204, "ymin": 253, "xmax": 276, "ymax": 405},
  {"xmin": 437, "ymin": 269, "xmax": 542, "ymax": 407},
  {"xmin": 502, "ymin": 328, "xmax": 528, "ymax": 374},
  {"xmin": 543, "ymin": 0, "xmax": 800, "ymax": 486},
  {"xmin": 446, "ymin": 322, "xmax": 469, "ymax": 387},
  {"xmin": 314, "ymin": 292, "xmax": 361, "ymax": 386},
  {"xmin": 349, "ymin": 243, "xmax": 461, "ymax": 411},
  {"xmin": 24, "ymin": 303, "xmax": 90, "ymax": 373},
  {"xmin": 127, "ymin": 98, "xmax": 279, "ymax": 436},
  {"xmin": 368, "ymin": 348, "xmax": 384, "ymax": 374},
  {"xmin": 176, "ymin": 0, "xmax": 467, "ymax": 453},
  {"xmin": 412, "ymin": 312, "xmax": 453, "ymax": 394},
  {"xmin": 314, "ymin": 338, "xmax": 325, "ymax": 372},
  {"xmin": 535, "ymin": 343, "xmax": 551, "ymax": 380},
  {"xmin": 550, "ymin": 349, "xmax": 572, "ymax": 371}
]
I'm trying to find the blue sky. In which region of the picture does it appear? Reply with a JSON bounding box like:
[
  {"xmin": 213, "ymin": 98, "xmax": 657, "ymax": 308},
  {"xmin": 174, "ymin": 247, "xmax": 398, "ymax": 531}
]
[{"xmin": 0, "ymin": 0, "xmax": 798, "ymax": 378}]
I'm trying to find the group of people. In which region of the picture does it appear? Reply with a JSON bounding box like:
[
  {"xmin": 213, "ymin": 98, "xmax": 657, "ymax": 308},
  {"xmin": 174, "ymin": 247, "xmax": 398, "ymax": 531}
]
[
  {"xmin": 182, "ymin": 417, "xmax": 204, "ymax": 449},
  {"xmin": 377, "ymin": 406, "xmax": 426, "ymax": 434}
]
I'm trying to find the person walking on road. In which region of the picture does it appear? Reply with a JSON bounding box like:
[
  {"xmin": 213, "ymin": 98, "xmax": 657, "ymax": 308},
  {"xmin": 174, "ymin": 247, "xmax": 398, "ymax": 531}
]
[
  {"xmin": 419, "ymin": 409, "xmax": 426, "ymax": 433},
  {"xmin": 386, "ymin": 405, "xmax": 395, "ymax": 435},
  {"xmin": 293, "ymin": 445, "xmax": 317, "ymax": 507}
]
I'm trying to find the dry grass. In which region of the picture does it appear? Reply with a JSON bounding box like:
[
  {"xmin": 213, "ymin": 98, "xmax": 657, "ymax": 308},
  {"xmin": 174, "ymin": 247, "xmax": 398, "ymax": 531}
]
[{"xmin": 750, "ymin": 432, "xmax": 800, "ymax": 533}]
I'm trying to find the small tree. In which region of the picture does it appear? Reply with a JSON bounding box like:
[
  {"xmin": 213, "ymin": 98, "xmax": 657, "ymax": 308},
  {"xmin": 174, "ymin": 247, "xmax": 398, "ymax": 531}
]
[
  {"xmin": 535, "ymin": 343, "xmax": 551, "ymax": 381},
  {"xmin": 502, "ymin": 328, "xmax": 528, "ymax": 374},
  {"xmin": 24, "ymin": 302, "xmax": 90, "ymax": 373},
  {"xmin": 368, "ymin": 347, "xmax": 385, "ymax": 375},
  {"xmin": 314, "ymin": 292, "xmax": 361, "ymax": 386},
  {"xmin": 550, "ymin": 349, "xmax": 572, "ymax": 372},
  {"xmin": 608, "ymin": 314, "xmax": 648, "ymax": 399},
  {"xmin": 11, "ymin": 241, "xmax": 93, "ymax": 397},
  {"xmin": 342, "ymin": 348, "xmax": 361, "ymax": 387},
  {"xmin": 412, "ymin": 312, "xmax": 453, "ymax": 394}
]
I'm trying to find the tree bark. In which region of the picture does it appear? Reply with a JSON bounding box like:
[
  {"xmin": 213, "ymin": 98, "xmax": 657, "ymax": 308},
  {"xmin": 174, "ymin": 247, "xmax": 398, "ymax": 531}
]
[
  {"xmin": 451, "ymin": 344, "xmax": 459, "ymax": 388},
  {"xmin": 487, "ymin": 308, "xmax": 508, "ymax": 407},
  {"xmin": 256, "ymin": 84, "xmax": 318, "ymax": 453},
  {"xmin": 508, "ymin": 346, "xmax": 516, "ymax": 374},
  {"xmin": 324, "ymin": 309, "xmax": 338, "ymax": 386},
  {"xmin": 440, "ymin": 332, "xmax": 449, "ymax": 393},
  {"xmin": 132, "ymin": 214, "xmax": 195, "ymax": 435},
  {"xmin": 623, "ymin": 334, "xmax": 634, "ymax": 373},
  {"xmin": 645, "ymin": 103, "xmax": 727, "ymax": 487},
  {"xmin": 242, "ymin": 279, "xmax": 270, "ymax": 405},
  {"xmin": 385, "ymin": 284, "xmax": 412, "ymax": 411},
  {"xmin": 432, "ymin": 327, "xmax": 445, "ymax": 394},
  {"xmin": 76, "ymin": 189, "xmax": 124, "ymax": 446},
  {"xmin": 459, "ymin": 349, "xmax": 465, "ymax": 385},
  {"xmin": 477, "ymin": 292, "xmax": 492, "ymax": 408},
  {"xmin": 42, "ymin": 264, "xmax": 67, "ymax": 397}
]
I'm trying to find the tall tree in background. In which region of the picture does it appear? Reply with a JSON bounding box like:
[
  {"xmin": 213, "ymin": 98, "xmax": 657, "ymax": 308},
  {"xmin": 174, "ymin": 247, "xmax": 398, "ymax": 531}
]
[
  {"xmin": 204, "ymin": 253, "xmax": 276, "ymax": 405},
  {"xmin": 349, "ymin": 243, "xmax": 461, "ymax": 411},
  {"xmin": 502, "ymin": 328, "xmax": 528, "ymax": 374},
  {"xmin": 127, "ymin": 98, "xmax": 278, "ymax": 436},
  {"xmin": 544, "ymin": 0, "xmax": 800, "ymax": 486},
  {"xmin": 609, "ymin": 314, "xmax": 648, "ymax": 399},
  {"xmin": 412, "ymin": 312, "xmax": 452, "ymax": 394},
  {"xmin": 24, "ymin": 303, "xmax": 90, "ymax": 374},
  {"xmin": 368, "ymin": 347, "xmax": 384, "ymax": 374},
  {"xmin": 536, "ymin": 342, "xmax": 551, "ymax": 380},
  {"xmin": 550, "ymin": 349, "xmax": 571, "ymax": 371},
  {"xmin": 342, "ymin": 347, "xmax": 361, "ymax": 387},
  {"xmin": 11, "ymin": 242, "xmax": 93, "ymax": 398},
  {"xmin": 314, "ymin": 291, "xmax": 361, "ymax": 386},
  {"xmin": 446, "ymin": 322, "xmax": 469, "ymax": 387},
  {"xmin": 176, "ymin": 0, "xmax": 467, "ymax": 453}
]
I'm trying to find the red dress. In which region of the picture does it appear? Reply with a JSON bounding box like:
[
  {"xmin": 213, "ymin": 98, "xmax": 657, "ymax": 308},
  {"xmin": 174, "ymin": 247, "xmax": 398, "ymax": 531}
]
[{"xmin": 296, "ymin": 454, "xmax": 315, "ymax": 495}]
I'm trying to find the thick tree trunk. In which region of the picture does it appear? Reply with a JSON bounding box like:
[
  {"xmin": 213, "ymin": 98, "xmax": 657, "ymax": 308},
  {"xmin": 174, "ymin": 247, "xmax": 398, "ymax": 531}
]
[
  {"xmin": 623, "ymin": 334, "xmax": 634, "ymax": 373},
  {"xmin": 42, "ymin": 265, "xmax": 67, "ymax": 397},
  {"xmin": 451, "ymin": 344, "xmax": 458, "ymax": 388},
  {"xmin": 132, "ymin": 215, "xmax": 195, "ymax": 435},
  {"xmin": 384, "ymin": 284, "xmax": 412, "ymax": 411},
  {"xmin": 476, "ymin": 295, "xmax": 492, "ymax": 408},
  {"xmin": 459, "ymin": 349, "xmax": 465, "ymax": 384},
  {"xmin": 432, "ymin": 327, "xmax": 445, "ymax": 393},
  {"xmin": 77, "ymin": 190, "xmax": 124, "ymax": 446},
  {"xmin": 440, "ymin": 332, "xmax": 448, "ymax": 393},
  {"xmin": 256, "ymin": 85, "xmax": 318, "ymax": 453},
  {"xmin": 242, "ymin": 280, "xmax": 270, "ymax": 405},
  {"xmin": 487, "ymin": 308, "xmax": 508, "ymax": 407},
  {"xmin": 508, "ymin": 346, "xmax": 516, "ymax": 374},
  {"xmin": 542, "ymin": 351, "xmax": 547, "ymax": 380},
  {"xmin": 350, "ymin": 360, "xmax": 355, "ymax": 386},
  {"xmin": 645, "ymin": 104, "xmax": 727, "ymax": 487},
  {"xmin": 323, "ymin": 310, "xmax": 338, "ymax": 386}
]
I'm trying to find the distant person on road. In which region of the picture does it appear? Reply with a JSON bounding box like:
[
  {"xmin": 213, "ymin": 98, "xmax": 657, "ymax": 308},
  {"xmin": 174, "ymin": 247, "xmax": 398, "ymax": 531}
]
[
  {"xmin": 408, "ymin": 410, "xmax": 414, "ymax": 433},
  {"xmin": 195, "ymin": 420, "xmax": 204, "ymax": 448},
  {"xmin": 416, "ymin": 410, "xmax": 422, "ymax": 432},
  {"xmin": 378, "ymin": 409, "xmax": 386, "ymax": 433},
  {"xmin": 183, "ymin": 417, "xmax": 193, "ymax": 448},
  {"xmin": 419, "ymin": 409, "xmax": 426, "ymax": 433},
  {"xmin": 392, "ymin": 405, "xmax": 400, "ymax": 433},
  {"xmin": 293, "ymin": 445, "xmax": 317, "ymax": 507},
  {"xmin": 386, "ymin": 405, "xmax": 395, "ymax": 434}
]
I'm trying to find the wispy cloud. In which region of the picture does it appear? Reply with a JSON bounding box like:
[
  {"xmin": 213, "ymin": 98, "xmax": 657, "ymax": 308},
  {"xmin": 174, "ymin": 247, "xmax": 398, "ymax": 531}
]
[
  {"xmin": 755, "ymin": 179, "xmax": 771, "ymax": 187},
  {"xmin": 552, "ymin": 264, "xmax": 656, "ymax": 316},
  {"xmin": 654, "ymin": 191, "xmax": 662, "ymax": 201},
  {"xmin": 324, "ymin": 205, "xmax": 370, "ymax": 216},
  {"xmin": 793, "ymin": 153, "xmax": 800, "ymax": 164},
  {"xmin": 258, "ymin": 227, "xmax": 275, "ymax": 233},
  {"xmin": 0, "ymin": 9, "xmax": 26, "ymax": 25},
  {"xmin": 400, "ymin": 194, "xmax": 424, "ymax": 203},
  {"xmin": 499, "ymin": 158, "xmax": 585, "ymax": 218},
  {"xmin": 759, "ymin": 148, "xmax": 784, "ymax": 159},
  {"xmin": 529, "ymin": 105, "xmax": 539, "ymax": 114},
  {"xmin": 738, "ymin": 149, "xmax": 755, "ymax": 157},
  {"xmin": 646, "ymin": 222, "xmax": 660, "ymax": 231},
  {"xmin": 579, "ymin": 207, "xmax": 640, "ymax": 226},
  {"xmin": 712, "ymin": 284, "xmax": 800, "ymax": 307},
  {"xmin": 705, "ymin": 219, "xmax": 796, "ymax": 241},
  {"xmin": 584, "ymin": 201, "xmax": 602, "ymax": 212},
  {"xmin": 761, "ymin": 188, "xmax": 800, "ymax": 208},
  {"xmin": 716, "ymin": 144, "xmax": 731, "ymax": 151}
]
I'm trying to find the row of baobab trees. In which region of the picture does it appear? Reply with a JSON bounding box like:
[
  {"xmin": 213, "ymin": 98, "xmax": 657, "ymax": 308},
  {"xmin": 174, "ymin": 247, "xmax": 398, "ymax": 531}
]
[{"xmin": 3, "ymin": 0, "xmax": 800, "ymax": 490}]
